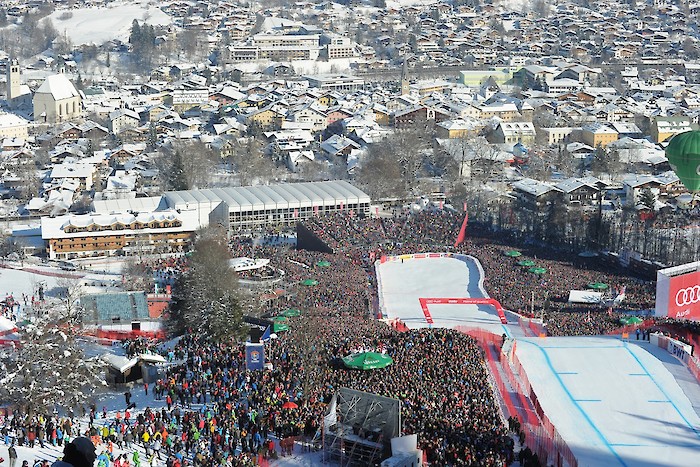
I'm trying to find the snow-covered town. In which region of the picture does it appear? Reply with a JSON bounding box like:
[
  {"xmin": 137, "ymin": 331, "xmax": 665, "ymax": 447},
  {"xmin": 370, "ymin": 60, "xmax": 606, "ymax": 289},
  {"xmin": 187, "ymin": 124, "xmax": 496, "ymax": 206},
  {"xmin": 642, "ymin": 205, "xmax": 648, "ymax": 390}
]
[{"xmin": 0, "ymin": 1, "xmax": 699, "ymax": 467}]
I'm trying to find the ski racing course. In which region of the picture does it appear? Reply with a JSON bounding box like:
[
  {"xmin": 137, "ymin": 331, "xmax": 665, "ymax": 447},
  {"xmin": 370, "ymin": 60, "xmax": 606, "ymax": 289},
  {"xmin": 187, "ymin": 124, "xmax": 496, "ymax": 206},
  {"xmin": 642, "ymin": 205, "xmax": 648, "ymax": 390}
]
[
  {"xmin": 375, "ymin": 253, "xmax": 700, "ymax": 466},
  {"xmin": 514, "ymin": 336, "xmax": 700, "ymax": 467},
  {"xmin": 375, "ymin": 253, "xmax": 511, "ymax": 335}
]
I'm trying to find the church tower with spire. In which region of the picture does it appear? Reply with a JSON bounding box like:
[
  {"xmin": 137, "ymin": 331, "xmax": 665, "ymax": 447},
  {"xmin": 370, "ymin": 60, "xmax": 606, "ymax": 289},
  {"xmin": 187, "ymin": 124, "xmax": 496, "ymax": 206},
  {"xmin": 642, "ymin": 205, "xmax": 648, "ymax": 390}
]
[{"xmin": 400, "ymin": 58, "xmax": 410, "ymax": 95}]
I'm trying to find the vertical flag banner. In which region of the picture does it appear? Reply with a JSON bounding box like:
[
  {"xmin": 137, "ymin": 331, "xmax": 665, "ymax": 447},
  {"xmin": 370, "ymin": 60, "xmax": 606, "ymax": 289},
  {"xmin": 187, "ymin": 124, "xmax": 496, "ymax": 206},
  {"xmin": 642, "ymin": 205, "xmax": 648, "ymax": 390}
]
[
  {"xmin": 293, "ymin": 208, "xmax": 299, "ymax": 218},
  {"xmin": 245, "ymin": 343, "xmax": 265, "ymax": 370},
  {"xmin": 454, "ymin": 204, "xmax": 468, "ymax": 247}
]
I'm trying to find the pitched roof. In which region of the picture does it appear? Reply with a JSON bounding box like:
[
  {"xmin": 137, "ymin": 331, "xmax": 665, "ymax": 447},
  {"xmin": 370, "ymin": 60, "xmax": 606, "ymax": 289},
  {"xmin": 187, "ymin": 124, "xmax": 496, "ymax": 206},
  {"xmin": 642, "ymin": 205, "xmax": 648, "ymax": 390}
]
[{"xmin": 35, "ymin": 74, "xmax": 80, "ymax": 100}]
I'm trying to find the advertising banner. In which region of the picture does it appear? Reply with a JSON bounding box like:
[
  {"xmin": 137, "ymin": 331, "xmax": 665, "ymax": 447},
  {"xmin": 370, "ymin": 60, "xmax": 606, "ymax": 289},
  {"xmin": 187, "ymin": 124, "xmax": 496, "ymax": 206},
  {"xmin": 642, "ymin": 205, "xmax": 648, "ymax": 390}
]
[
  {"xmin": 245, "ymin": 343, "xmax": 265, "ymax": 371},
  {"xmin": 667, "ymin": 270, "xmax": 700, "ymax": 320}
]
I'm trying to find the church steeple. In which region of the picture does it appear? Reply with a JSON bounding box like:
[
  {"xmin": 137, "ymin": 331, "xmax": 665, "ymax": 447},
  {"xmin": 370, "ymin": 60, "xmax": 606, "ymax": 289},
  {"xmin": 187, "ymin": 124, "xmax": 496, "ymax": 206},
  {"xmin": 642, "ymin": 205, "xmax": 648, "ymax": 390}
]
[
  {"xmin": 7, "ymin": 58, "xmax": 21, "ymax": 106},
  {"xmin": 401, "ymin": 58, "xmax": 410, "ymax": 95}
]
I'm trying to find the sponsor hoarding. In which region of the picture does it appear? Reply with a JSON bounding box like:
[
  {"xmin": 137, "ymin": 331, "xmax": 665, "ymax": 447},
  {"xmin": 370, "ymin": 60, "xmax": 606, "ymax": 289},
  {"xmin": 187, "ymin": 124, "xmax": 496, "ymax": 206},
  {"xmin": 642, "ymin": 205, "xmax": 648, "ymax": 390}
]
[{"xmin": 656, "ymin": 261, "xmax": 700, "ymax": 321}]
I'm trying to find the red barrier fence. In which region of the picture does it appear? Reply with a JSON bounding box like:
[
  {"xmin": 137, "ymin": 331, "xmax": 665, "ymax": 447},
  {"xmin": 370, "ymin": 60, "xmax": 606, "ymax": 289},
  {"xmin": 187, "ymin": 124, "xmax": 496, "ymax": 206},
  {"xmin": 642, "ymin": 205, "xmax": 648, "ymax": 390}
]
[
  {"xmin": 456, "ymin": 327, "xmax": 578, "ymax": 467},
  {"xmin": 688, "ymin": 357, "xmax": 700, "ymax": 385}
]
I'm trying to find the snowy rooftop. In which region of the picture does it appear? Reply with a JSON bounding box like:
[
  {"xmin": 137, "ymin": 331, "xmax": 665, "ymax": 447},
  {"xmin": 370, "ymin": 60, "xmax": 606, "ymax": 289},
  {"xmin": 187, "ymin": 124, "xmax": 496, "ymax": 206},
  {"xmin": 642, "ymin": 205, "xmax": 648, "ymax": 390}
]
[
  {"xmin": 163, "ymin": 180, "xmax": 370, "ymax": 213},
  {"xmin": 35, "ymin": 74, "xmax": 80, "ymax": 101}
]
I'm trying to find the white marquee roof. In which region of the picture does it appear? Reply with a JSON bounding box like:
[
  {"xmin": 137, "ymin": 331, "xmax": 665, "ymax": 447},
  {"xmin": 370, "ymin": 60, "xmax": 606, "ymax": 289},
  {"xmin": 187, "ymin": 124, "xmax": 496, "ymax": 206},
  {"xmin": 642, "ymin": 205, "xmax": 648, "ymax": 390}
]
[{"xmin": 163, "ymin": 180, "xmax": 370, "ymax": 213}]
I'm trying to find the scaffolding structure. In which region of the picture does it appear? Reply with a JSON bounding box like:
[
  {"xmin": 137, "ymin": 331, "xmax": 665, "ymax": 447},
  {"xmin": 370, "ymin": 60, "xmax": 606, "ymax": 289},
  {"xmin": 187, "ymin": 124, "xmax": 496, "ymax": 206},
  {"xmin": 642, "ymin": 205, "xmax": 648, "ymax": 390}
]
[{"xmin": 323, "ymin": 387, "xmax": 401, "ymax": 466}]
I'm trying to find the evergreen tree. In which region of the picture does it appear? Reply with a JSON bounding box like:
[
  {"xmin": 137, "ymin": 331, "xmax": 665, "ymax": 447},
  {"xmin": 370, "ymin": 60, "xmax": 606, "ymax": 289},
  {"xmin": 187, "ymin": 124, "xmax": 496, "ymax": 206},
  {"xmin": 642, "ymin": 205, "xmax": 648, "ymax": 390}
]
[
  {"xmin": 147, "ymin": 122, "xmax": 158, "ymax": 150},
  {"xmin": 169, "ymin": 233, "xmax": 246, "ymax": 342},
  {"xmin": 0, "ymin": 323, "xmax": 104, "ymax": 417},
  {"xmin": 639, "ymin": 187, "xmax": 656, "ymax": 211},
  {"xmin": 168, "ymin": 150, "xmax": 189, "ymax": 191}
]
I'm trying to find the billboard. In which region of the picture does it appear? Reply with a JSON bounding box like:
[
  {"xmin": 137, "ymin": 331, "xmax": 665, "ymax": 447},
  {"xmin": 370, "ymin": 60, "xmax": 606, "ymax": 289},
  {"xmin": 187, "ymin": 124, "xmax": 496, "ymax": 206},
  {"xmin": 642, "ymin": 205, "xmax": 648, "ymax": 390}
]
[{"xmin": 656, "ymin": 261, "xmax": 700, "ymax": 321}]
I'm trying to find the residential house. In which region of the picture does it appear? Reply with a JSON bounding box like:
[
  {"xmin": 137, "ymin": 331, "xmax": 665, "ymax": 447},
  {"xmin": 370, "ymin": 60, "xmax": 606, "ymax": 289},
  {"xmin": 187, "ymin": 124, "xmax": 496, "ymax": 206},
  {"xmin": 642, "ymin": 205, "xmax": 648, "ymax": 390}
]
[
  {"xmin": 109, "ymin": 109, "xmax": 141, "ymax": 135},
  {"xmin": 651, "ymin": 116, "xmax": 695, "ymax": 143},
  {"xmin": 540, "ymin": 127, "xmax": 578, "ymax": 145},
  {"xmin": 247, "ymin": 106, "xmax": 283, "ymax": 131},
  {"xmin": 436, "ymin": 119, "xmax": 480, "ymax": 139},
  {"xmin": 49, "ymin": 161, "xmax": 98, "ymax": 192},
  {"xmin": 581, "ymin": 122, "xmax": 618, "ymax": 148},
  {"xmin": 491, "ymin": 122, "xmax": 536, "ymax": 145},
  {"xmin": 478, "ymin": 102, "xmax": 521, "ymax": 121},
  {"xmin": 320, "ymin": 134, "xmax": 360, "ymax": 158},
  {"xmin": 287, "ymin": 103, "xmax": 328, "ymax": 132},
  {"xmin": 393, "ymin": 105, "xmax": 450, "ymax": 128},
  {"xmin": 554, "ymin": 177, "xmax": 605, "ymax": 206},
  {"xmin": 623, "ymin": 175, "xmax": 662, "ymax": 207},
  {"xmin": 512, "ymin": 178, "xmax": 562, "ymax": 210},
  {"xmin": 0, "ymin": 113, "xmax": 29, "ymax": 139}
]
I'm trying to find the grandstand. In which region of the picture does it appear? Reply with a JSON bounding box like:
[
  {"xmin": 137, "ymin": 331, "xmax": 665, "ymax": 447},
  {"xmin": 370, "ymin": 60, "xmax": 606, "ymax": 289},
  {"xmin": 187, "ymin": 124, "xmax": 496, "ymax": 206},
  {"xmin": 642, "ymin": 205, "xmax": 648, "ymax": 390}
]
[
  {"xmin": 80, "ymin": 291, "xmax": 150, "ymax": 324},
  {"xmin": 161, "ymin": 180, "xmax": 371, "ymax": 232}
]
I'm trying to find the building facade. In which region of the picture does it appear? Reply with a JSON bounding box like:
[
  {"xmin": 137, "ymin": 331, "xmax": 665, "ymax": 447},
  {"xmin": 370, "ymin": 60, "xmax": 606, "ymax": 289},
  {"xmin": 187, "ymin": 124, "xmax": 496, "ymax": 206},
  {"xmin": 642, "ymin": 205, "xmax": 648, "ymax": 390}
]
[{"xmin": 41, "ymin": 211, "xmax": 197, "ymax": 260}]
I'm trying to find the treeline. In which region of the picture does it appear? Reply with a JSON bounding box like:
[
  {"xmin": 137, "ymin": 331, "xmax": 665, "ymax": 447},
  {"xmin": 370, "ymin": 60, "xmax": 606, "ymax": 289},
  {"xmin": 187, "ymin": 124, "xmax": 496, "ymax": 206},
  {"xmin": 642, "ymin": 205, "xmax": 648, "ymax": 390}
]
[{"xmin": 129, "ymin": 19, "xmax": 158, "ymax": 68}]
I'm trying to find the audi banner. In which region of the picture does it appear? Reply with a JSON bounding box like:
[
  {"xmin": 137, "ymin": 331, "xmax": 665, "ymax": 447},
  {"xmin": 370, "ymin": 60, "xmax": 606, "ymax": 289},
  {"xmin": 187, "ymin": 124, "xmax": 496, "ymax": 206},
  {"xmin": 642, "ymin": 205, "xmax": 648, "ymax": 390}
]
[{"xmin": 656, "ymin": 261, "xmax": 700, "ymax": 321}]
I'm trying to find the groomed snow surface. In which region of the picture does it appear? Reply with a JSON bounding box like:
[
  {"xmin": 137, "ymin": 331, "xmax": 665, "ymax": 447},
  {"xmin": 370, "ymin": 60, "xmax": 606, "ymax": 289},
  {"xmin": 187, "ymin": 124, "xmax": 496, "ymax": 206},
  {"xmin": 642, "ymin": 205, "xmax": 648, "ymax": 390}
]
[
  {"xmin": 376, "ymin": 255, "xmax": 700, "ymax": 467},
  {"xmin": 376, "ymin": 255, "xmax": 513, "ymax": 335},
  {"xmin": 515, "ymin": 337, "xmax": 700, "ymax": 467}
]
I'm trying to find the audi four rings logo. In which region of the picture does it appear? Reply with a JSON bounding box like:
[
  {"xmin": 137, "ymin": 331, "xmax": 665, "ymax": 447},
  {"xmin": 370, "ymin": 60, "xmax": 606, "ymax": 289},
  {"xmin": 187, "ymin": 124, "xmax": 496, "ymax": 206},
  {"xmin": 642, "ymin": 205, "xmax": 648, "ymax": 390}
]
[{"xmin": 675, "ymin": 286, "xmax": 700, "ymax": 306}]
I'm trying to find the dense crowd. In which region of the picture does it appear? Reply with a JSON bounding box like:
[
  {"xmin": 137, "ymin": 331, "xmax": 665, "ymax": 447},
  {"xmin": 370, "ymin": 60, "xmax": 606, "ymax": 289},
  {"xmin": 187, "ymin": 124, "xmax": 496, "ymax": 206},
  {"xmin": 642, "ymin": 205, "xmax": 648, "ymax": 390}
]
[
  {"xmin": 300, "ymin": 209, "xmax": 659, "ymax": 338},
  {"xmin": 6, "ymin": 208, "xmax": 695, "ymax": 467}
]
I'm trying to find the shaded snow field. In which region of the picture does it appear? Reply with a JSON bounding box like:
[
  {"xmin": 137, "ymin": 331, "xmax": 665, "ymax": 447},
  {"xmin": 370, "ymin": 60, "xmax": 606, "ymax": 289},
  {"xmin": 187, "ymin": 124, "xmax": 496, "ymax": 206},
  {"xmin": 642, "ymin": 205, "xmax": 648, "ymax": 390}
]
[
  {"xmin": 515, "ymin": 337, "xmax": 700, "ymax": 467},
  {"xmin": 48, "ymin": 1, "xmax": 172, "ymax": 46}
]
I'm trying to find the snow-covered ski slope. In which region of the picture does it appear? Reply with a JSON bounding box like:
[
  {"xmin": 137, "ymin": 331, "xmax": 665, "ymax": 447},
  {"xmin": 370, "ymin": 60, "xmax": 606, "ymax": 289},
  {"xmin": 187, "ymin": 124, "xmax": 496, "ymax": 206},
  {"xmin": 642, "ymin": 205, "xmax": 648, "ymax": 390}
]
[
  {"xmin": 376, "ymin": 254, "xmax": 700, "ymax": 466},
  {"xmin": 515, "ymin": 336, "xmax": 700, "ymax": 467}
]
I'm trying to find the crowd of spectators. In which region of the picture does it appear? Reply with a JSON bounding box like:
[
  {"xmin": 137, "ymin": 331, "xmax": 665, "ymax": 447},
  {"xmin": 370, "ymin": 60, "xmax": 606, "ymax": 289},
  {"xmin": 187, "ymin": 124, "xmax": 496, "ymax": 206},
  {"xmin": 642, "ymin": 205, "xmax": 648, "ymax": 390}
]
[{"xmin": 6, "ymin": 208, "xmax": 693, "ymax": 467}]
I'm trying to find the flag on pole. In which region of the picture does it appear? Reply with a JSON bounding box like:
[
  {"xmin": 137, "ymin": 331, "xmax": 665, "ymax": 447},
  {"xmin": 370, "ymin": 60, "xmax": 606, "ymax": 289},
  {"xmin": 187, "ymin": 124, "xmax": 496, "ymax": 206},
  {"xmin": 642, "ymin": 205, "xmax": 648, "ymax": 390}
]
[
  {"xmin": 323, "ymin": 394, "xmax": 337, "ymax": 429},
  {"xmin": 261, "ymin": 326, "xmax": 271, "ymax": 342},
  {"xmin": 454, "ymin": 209, "xmax": 468, "ymax": 247}
]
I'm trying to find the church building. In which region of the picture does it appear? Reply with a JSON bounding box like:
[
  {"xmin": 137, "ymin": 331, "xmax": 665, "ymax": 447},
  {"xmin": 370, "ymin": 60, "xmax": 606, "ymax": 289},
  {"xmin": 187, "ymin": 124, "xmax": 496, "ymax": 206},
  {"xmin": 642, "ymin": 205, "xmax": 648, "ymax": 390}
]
[{"xmin": 33, "ymin": 73, "xmax": 82, "ymax": 123}]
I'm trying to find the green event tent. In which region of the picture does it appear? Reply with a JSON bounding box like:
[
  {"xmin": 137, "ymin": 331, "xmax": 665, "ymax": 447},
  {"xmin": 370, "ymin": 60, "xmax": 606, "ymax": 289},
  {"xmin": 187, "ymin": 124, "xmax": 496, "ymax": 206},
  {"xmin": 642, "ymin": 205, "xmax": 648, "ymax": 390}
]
[
  {"xmin": 342, "ymin": 352, "xmax": 393, "ymax": 370},
  {"xmin": 273, "ymin": 322, "xmax": 289, "ymax": 333},
  {"xmin": 282, "ymin": 308, "xmax": 301, "ymax": 317},
  {"xmin": 587, "ymin": 282, "xmax": 609, "ymax": 290},
  {"xmin": 665, "ymin": 130, "xmax": 700, "ymax": 193},
  {"xmin": 301, "ymin": 279, "xmax": 319, "ymax": 286},
  {"xmin": 528, "ymin": 267, "xmax": 547, "ymax": 275},
  {"xmin": 518, "ymin": 260, "xmax": 536, "ymax": 267},
  {"xmin": 505, "ymin": 250, "xmax": 522, "ymax": 257},
  {"xmin": 620, "ymin": 316, "xmax": 643, "ymax": 325},
  {"xmin": 316, "ymin": 261, "xmax": 331, "ymax": 267}
]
